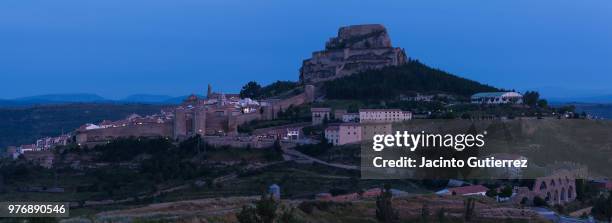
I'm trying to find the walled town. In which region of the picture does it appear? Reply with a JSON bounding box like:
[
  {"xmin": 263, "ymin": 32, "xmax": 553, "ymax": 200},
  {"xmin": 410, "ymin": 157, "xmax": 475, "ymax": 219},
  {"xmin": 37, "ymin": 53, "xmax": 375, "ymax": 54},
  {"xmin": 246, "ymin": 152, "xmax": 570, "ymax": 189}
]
[{"xmin": 2, "ymin": 24, "xmax": 609, "ymax": 223}]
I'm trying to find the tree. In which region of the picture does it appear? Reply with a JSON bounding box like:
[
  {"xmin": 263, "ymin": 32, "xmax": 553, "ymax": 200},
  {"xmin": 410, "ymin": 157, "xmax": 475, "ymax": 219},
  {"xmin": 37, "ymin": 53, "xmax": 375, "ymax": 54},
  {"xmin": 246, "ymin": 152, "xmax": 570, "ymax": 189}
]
[
  {"xmin": 237, "ymin": 205, "xmax": 259, "ymax": 223},
  {"xmin": 533, "ymin": 196, "xmax": 547, "ymax": 207},
  {"xmin": 591, "ymin": 194, "xmax": 612, "ymax": 222},
  {"xmin": 498, "ymin": 185, "xmax": 513, "ymax": 198},
  {"xmin": 376, "ymin": 184, "xmax": 399, "ymax": 223},
  {"xmin": 278, "ymin": 207, "xmax": 299, "ymax": 223},
  {"xmin": 523, "ymin": 91, "xmax": 540, "ymax": 107},
  {"xmin": 537, "ymin": 99, "xmax": 548, "ymax": 108},
  {"xmin": 240, "ymin": 81, "xmax": 262, "ymax": 99},
  {"xmin": 236, "ymin": 194, "xmax": 279, "ymax": 223},
  {"xmin": 520, "ymin": 197, "xmax": 529, "ymax": 206},
  {"xmin": 576, "ymin": 179, "xmax": 598, "ymax": 202},
  {"xmin": 464, "ymin": 197, "xmax": 476, "ymax": 222},
  {"xmin": 485, "ymin": 188, "xmax": 498, "ymax": 198},
  {"xmin": 436, "ymin": 207, "xmax": 446, "ymax": 223},
  {"xmin": 273, "ymin": 139, "xmax": 282, "ymax": 155},
  {"xmin": 421, "ymin": 203, "xmax": 430, "ymax": 223},
  {"xmin": 256, "ymin": 195, "xmax": 278, "ymax": 223}
]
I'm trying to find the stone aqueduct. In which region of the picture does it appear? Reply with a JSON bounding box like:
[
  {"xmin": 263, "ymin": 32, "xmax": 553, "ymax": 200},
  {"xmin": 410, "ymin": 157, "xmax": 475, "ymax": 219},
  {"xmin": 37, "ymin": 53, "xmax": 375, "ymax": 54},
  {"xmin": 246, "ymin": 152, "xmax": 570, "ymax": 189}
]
[{"xmin": 531, "ymin": 170, "xmax": 576, "ymax": 205}]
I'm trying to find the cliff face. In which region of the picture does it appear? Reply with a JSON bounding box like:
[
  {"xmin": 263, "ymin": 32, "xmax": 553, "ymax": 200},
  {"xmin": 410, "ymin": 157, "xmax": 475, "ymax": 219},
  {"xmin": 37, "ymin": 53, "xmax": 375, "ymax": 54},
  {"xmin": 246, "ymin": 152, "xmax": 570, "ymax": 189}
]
[{"xmin": 300, "ymin": 24, "xmax": 407, "ymax": 84}]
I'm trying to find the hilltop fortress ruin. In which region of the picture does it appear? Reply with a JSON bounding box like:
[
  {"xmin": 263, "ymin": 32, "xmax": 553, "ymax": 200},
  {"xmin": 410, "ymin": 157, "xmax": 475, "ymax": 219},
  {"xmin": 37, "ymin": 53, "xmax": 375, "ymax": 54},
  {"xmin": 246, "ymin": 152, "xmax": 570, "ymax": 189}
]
[{"xmin": 300, "ymin": 24, "xmax": 408, "ymax": 84}]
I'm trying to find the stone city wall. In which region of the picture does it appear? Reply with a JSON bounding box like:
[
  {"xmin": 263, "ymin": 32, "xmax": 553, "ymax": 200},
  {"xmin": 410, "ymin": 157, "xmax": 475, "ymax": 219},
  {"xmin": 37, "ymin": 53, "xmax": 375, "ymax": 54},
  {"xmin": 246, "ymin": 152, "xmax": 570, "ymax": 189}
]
[
  {"xmin": 202, "ymin": 136, "xmax": 275, "ymax": 149},
  {"xmin": 234, "ymin": 112, "xmax": 262, "ymax": 126},
  {"xmin": 76, "ymin": 123, "xmax": 173, "ymax": 144},
  {"xmin": 263, "ymin": 85, "xmax": 314, "ymax": 120}
]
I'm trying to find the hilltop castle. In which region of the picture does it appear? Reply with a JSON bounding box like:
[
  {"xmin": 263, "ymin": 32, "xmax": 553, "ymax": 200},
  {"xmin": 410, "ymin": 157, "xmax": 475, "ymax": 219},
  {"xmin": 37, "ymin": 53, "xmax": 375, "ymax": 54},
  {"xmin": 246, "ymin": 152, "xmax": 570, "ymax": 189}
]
[{"xmin": 299, "ymin": 24, "xmax": 408, "ymax": 84}]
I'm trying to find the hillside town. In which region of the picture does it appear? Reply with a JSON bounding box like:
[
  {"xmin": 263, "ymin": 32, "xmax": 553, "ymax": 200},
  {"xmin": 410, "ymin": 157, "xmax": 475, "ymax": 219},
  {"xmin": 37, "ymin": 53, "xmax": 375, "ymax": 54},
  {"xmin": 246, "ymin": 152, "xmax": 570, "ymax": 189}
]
[
  {"xmin": 5, "ymin": 24, "xmax": 579, "ymax": 163},
  {"xmin": 1, "ymin": 24, "xmax": 609, "ymax": 223}
]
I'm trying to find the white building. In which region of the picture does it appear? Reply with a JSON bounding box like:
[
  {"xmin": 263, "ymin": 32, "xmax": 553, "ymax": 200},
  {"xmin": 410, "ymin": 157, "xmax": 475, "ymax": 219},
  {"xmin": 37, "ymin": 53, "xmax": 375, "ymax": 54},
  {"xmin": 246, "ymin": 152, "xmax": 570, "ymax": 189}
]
[
  {"xmin": 84, "ymin": 123, "xmax": 101, "ymax": 130},
  {"xmin": 285, "ymin": 128, "xmax": 300, "ymax": 140},
  {"xmin": 359, "ymin": 109, "xmax": 412, "ymax": 123},
  {"xmin": 311, "ymin": 107, "xmax": 332, "ymax": 125},
  {"xmin": 471, "ymin": 92, "xmax": 523, "ymax": 104},
  {"xmin": 35, "ymin": 135, "xmax": 70, "ymax": 150},
  {"xmin": 324, "ymin": 123, "xmax": 362, "ymax": 146}
]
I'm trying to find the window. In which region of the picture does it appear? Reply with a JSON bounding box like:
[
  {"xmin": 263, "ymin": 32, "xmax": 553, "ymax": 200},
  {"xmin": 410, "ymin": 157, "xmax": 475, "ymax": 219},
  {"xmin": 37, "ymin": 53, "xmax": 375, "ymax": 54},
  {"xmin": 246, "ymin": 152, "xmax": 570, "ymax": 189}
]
[{"xmin": 539, "ymin": 182, "xmax": 547, "ymax": 190}]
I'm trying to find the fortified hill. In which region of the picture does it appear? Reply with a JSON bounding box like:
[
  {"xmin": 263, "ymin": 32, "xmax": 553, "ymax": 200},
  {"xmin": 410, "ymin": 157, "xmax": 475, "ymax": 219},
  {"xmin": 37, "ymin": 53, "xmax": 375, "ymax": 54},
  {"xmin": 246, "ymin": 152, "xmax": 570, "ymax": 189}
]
[{"xmin": 299, "ymin": 24, "xmax": 408, "ymax": 84}]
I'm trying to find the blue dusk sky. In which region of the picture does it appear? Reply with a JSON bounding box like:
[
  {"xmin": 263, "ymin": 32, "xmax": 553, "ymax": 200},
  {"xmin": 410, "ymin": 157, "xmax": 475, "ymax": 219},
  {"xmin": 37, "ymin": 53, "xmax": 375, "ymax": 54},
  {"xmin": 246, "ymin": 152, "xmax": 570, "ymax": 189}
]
[{"xmin": 1, "ymin": 0, "xmax": 611, "ymax": 99}]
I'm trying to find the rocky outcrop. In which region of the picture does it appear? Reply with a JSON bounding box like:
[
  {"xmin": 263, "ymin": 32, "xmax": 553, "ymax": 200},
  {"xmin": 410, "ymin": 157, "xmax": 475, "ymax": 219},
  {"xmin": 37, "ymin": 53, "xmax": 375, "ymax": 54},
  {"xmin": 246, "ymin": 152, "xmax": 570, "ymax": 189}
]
[{"xmin": 300, "ymin": 24, "xmax": 407, "ymax": 84}]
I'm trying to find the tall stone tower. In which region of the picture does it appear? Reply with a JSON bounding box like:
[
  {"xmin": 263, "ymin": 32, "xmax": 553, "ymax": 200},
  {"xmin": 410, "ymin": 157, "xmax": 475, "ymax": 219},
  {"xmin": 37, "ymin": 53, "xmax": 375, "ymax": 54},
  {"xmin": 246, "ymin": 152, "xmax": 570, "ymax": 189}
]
[
  {"xmin": 207, "ymin": 84, "xmax": 213, "ymax": 99},
  {"xmin": 193, "ymin": 109, "xmax": 207, "ymax": 136},
  {"xmin": 173, "ymin": 109, "xmax": 187, "ymax": 139}
]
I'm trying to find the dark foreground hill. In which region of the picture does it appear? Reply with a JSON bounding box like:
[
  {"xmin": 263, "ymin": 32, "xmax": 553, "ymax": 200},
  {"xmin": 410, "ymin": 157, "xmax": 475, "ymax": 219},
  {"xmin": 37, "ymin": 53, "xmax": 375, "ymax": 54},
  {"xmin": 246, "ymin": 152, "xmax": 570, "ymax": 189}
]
[
  {"xmin": 0, "ymin": 103, "xmax": 167, "ymax": 148},
  {"xmin": 322, "ymin": 60, "xmax": 500, "ymax": 100}
]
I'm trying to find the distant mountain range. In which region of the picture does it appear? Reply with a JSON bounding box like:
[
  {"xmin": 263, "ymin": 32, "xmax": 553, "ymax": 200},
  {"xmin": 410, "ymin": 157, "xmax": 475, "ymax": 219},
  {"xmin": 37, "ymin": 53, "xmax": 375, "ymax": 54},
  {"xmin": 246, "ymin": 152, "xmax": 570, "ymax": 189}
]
[
  {"xmin": 0, "ymin": 93, "xmax": 200, "ymax": 107},
  {"xmin": 548, "ymin": 95, "xmax": 612, "ymax": 104},
  {"xmin": 2, "ymin": 89, "xmax": 611, "ymax": 108},
  {"xmin": 16, "ymin": 93, "xmax": 108, "ymax": 102},
  {"xmin": 532, "ymin": 86, "xmax": 612, "ymax": 104}
]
